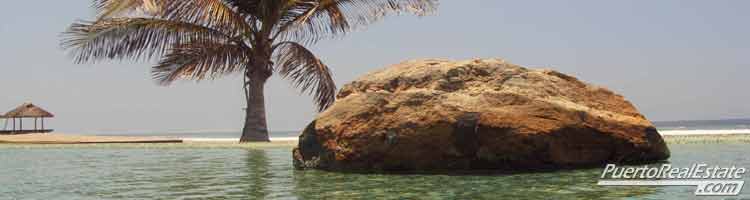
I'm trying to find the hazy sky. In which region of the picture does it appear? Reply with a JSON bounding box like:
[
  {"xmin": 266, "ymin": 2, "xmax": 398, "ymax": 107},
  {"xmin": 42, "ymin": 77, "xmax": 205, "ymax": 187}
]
[{"xmin": 1, "ymin": 0, "xmax": 748, "ymax": 133}]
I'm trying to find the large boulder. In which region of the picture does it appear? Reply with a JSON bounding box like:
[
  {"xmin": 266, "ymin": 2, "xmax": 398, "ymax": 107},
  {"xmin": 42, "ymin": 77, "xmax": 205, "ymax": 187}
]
[{"xmin": 293, "ymin": 58, "xmax": 669, "ymax": 172}]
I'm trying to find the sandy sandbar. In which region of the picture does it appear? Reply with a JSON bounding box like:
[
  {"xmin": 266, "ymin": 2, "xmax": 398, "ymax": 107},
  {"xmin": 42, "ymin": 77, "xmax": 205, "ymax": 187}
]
[{"xmin": 0, "ymin": 133, "xmax": 182, "ymax": 144}]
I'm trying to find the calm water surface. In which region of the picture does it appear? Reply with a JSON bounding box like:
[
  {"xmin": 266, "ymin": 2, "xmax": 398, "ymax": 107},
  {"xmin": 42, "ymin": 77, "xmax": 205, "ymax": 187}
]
[{"xmin": 0, "ymin": 143, "xmax": 748, "ymax": 200}]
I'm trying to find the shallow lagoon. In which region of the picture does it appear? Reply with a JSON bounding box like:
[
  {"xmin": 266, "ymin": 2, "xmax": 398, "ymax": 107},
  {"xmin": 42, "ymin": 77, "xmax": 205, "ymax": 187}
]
[{"xmin": 0, "ymin": 142, "xmax": 748, "ymax": 200}]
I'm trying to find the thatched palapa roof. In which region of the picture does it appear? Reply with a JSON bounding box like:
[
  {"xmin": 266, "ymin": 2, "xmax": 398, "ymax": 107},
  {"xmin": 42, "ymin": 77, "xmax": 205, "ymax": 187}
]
[{"xmin": 2, "ymin": 103, "xmax": 54, "ymax": 118}]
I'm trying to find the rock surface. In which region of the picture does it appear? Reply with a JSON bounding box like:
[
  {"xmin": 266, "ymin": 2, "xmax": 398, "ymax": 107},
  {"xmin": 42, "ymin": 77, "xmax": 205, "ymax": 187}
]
[{"xmin": 293, "ymin": 58, "xmax": 669, "ymax": 172}]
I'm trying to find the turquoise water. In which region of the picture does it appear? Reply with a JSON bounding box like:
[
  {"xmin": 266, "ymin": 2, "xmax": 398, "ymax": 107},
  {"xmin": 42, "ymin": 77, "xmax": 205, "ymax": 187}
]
[{"xmin": 0, "ymin": 143, "xmax": 748, "ymax": 200}]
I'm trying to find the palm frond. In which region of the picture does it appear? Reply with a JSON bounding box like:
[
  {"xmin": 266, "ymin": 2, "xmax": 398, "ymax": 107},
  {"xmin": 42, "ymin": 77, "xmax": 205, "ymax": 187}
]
[
  {"xmin": 273, "ymin": 41, "xmax": 336, "ymax": 111},
  {"xmin": 68, "ymin": 0, "xmax": 438, "ymax": 115},
  {"xmin": 93, "ymin": 0, "xmax": 162, "ymax": 19},
  {"xmin": 95, "ymin": 0, "xmax": 253, "ymax": 36},
  {"xmin": 158, "ymin": 0, "xmax": 255, "ymax": 36},
  {"xmin": 153, "ymin": 41, "xmax": 250, "ymax": 85},
  {"xmin": 225, "ymin": 0, "xmax": 262, "ymax": 15},
  {"xmin": 61, "ymin": 18, "xmax": 232, "ymax": 63},
  {"xmin": 277, "ymin": 0, "xmax": 438, "ymax": 44}
]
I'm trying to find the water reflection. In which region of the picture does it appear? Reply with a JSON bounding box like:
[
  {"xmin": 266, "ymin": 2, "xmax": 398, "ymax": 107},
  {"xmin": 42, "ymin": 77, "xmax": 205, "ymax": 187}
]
[
  {"xmin": 241, "ymin": 147, "xmax": 297, "ymax": 199},
  {"xmin": 242, "ymin": 149, "xmax": 270, "ymax": 199},
  {"xmin": 291, "ymin": 167, "xmax": 659, "ymax": 199},
  {"xmin": 0, "ymin": 144, "xmax": 747, "ymax": 199}
]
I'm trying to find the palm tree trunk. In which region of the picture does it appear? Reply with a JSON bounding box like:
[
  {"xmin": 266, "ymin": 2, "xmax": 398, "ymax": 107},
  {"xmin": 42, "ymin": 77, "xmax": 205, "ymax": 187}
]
[{"xmin": 240, "ymin": 72, "xmax": 271, "ymax": 142}]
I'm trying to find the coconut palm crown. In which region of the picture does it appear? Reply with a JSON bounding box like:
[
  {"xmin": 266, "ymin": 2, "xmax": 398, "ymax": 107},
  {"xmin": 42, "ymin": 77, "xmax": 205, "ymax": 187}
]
[{"xmin": 62, "ymin": 0, "xmax": 437, "ymax": 142}]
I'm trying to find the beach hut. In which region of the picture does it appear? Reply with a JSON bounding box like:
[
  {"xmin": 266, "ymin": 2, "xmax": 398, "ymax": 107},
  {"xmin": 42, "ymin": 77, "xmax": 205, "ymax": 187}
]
[{"xmin": 0, "ymin": 103, "xmax": 54, "ymax": 134}]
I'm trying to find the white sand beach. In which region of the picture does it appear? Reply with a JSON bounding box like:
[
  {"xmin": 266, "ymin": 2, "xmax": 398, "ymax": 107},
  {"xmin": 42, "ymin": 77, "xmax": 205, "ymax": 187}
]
[
  {"xmin": 0, "ymin": 133, "xmax": 182, "ymax": 144},
  {"xmin": 0, "ymin": 133, "xmax": 300, "ymax": 145},
  {"xmin": 2, "ymin": 130, "xmax": 750, "ymax": 145}
]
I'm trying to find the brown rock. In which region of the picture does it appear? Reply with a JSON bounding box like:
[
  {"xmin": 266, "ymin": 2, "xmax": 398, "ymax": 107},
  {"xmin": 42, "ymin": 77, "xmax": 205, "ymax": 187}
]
[{"xmin": 293, "ymin": 58, "xmax": 669, "ymax": 172}]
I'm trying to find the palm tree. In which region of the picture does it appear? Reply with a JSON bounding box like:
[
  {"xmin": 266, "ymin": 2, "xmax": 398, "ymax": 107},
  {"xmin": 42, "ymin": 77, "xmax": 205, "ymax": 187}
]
[{"xmin": 62, "ymin": 0, "xmax": 437, "ymax": 142}]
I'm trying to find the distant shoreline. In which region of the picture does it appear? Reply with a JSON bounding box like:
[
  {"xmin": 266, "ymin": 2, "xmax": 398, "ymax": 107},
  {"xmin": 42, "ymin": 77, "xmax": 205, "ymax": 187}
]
[
  {"xmin": 659, "ymin": 129, "xmax": 750, "ymax": 136},
  {"xmin": 181, "ymin": 137, "xmax": 299, "ymax": 143},
  {"xmin": 0, "ymin": 133, "xmax": 182, "ymax": 144},
  {"xmin": 182, "ymin": 131, "xmax": 750, "ymax": 145},
  {"xmin": 2, "ymin": 130, "xmax": 749, "ymax": 145}
]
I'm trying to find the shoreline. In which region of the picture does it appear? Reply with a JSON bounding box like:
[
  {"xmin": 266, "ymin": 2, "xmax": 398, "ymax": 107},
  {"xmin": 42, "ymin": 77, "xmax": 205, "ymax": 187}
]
[
  {"xmin": 661, "ymin": 134, "xmax": 750, "ymax": 144},
  {"xmin": 181, "ymin": 137, "xmax": 299, "ymax": 143},
  {"xmin": 0, "ymin": 133, "xmax": 182, "ymax": 144},
  {"xmin": 659, "ymin": 129, "xmax": 750, "ymax": 136},
  {"xmin": 2, "ymin": 131, "xmax": 750, "ymax": 145}
]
